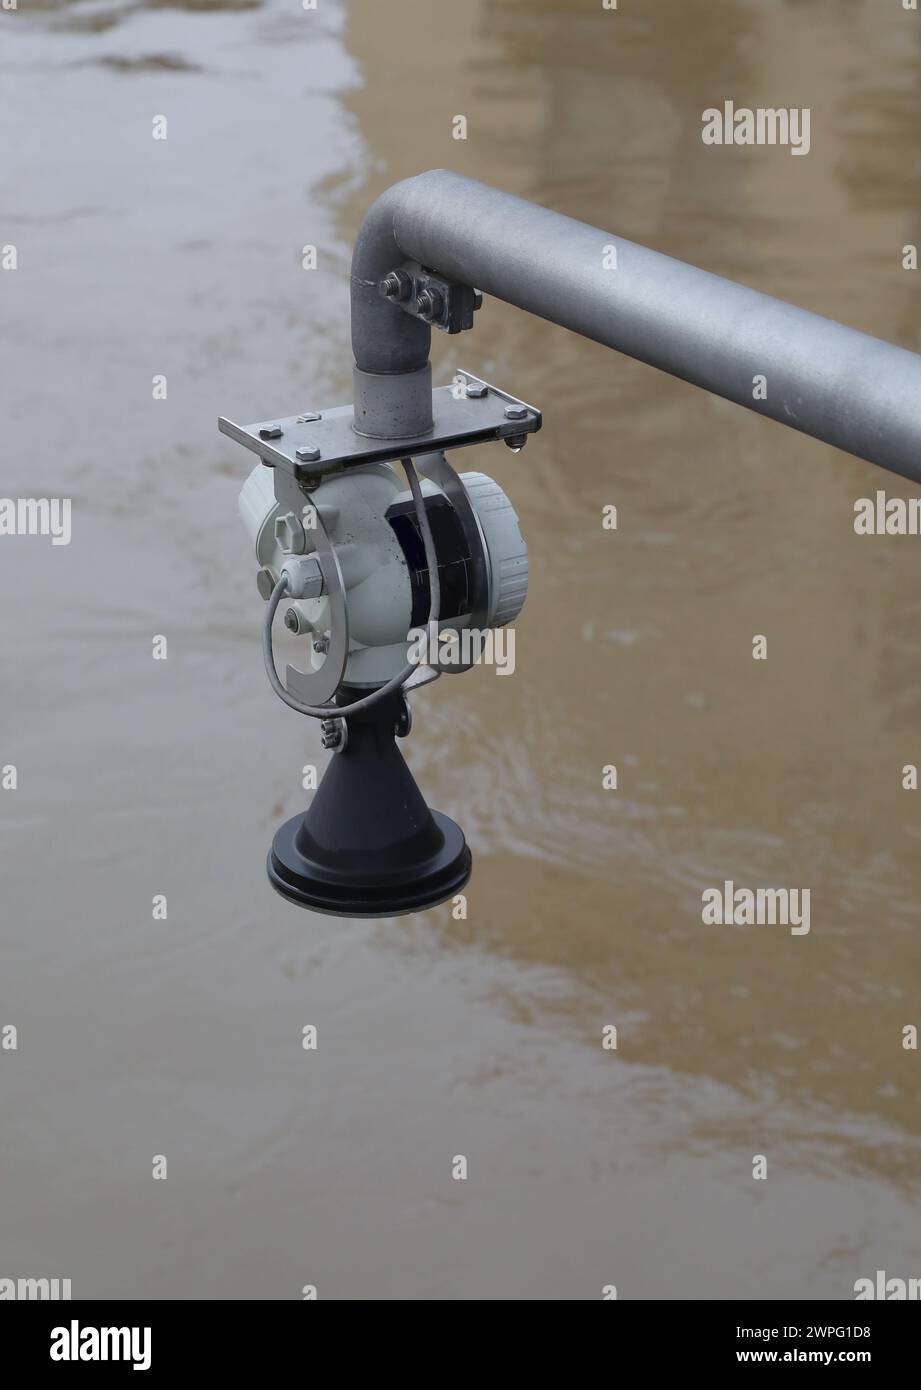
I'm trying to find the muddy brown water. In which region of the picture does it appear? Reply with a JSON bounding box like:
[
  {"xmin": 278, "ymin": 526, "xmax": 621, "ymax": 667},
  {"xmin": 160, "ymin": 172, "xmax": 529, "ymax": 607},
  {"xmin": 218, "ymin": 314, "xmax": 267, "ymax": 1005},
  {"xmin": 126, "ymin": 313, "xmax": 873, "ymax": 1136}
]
[{"xmin": 1, "ymin": 0, "xmax": 919, "ymax": 1299}]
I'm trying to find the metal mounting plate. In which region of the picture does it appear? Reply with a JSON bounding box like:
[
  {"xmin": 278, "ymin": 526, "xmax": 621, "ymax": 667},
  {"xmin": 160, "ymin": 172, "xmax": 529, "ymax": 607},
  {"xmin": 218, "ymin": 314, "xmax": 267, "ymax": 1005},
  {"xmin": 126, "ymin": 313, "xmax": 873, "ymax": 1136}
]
[{"xmin": 217, "ymin": 373, "xmax": 541, "ymax": 482}]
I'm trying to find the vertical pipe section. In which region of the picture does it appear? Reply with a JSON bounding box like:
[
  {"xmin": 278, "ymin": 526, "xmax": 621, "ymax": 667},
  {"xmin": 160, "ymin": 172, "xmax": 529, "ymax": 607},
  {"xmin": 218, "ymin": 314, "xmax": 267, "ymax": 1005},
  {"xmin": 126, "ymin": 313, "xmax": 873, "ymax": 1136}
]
[{"xmin": 350, "ymin": 170, "xmax": 921, "ymax": 482}]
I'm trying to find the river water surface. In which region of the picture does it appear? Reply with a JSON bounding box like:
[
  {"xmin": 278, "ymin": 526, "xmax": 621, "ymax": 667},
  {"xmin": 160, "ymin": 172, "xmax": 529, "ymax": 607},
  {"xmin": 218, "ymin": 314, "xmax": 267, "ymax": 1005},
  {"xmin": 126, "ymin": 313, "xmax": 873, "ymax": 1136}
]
[{"xmin": 1, "ymin": 0, "xmax": 920, "ymax": 1298}]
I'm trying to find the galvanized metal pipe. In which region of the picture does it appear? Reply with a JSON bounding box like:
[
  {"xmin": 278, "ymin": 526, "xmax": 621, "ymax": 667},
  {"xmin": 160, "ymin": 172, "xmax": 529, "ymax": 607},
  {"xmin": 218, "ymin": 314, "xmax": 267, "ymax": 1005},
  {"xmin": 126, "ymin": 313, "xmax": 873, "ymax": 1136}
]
[{"xmin": 351, "ymin": 169, "xmax": 921, "ymax": 482}]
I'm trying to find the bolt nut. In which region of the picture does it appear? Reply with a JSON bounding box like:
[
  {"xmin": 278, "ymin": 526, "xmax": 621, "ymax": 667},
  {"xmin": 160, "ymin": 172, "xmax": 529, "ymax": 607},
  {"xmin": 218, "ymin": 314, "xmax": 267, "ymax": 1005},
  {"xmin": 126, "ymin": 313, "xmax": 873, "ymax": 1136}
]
[
  {"xmin": 505, "ymin": 404, "xmax": 528, "ymax": 420},
  {"xmin": 282, "ymin": 604, "xmax": 313, "ymax": 635},
  {"xmin": 296, "ymin": 412, "xmax": 322, "ymax": 423},
  {"xmin": 320, "ymin": 717, "xmax": 346, "ymax": 752},
  {"xmin": 258, "ymin": 425, "xmax": 283, "ymax": 440},
  {"xmin": 312, "ymin": 634, "xmax": 330, "ymax": 655},
  {"xmin": 463, "ymin": 380, "xmax": 488, "ymax": 399},
  {"xmin": 379, "ymin": 270, "xmax": 413, "ymax": 302},
  {"xmin": 416, "ymin": 288, "xmax": 444, "ymax": 321},
  {"xmin": 295, "ymin": 444, "xmax": 321, "ymax": 463}
]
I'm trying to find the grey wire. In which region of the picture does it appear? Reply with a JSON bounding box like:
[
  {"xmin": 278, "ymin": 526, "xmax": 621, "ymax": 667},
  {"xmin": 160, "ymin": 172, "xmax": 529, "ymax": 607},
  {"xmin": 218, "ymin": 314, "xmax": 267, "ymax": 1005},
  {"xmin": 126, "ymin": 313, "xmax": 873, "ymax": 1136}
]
[{"xmin": 262, "ymin": 457, "xmax": 441, "ymax": 720}]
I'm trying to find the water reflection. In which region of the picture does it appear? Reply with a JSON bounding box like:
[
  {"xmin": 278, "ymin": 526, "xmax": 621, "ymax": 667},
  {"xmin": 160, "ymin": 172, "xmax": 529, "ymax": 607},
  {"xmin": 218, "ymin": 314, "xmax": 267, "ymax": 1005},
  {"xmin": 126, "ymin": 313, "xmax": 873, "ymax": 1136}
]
[
  {"xmin": 336, "ymin": 0, "xmax": 921, "ymax": 1186},
  {"xmin": 1, "ymin": 0, "xmax": 919, "ymax": 1298}
]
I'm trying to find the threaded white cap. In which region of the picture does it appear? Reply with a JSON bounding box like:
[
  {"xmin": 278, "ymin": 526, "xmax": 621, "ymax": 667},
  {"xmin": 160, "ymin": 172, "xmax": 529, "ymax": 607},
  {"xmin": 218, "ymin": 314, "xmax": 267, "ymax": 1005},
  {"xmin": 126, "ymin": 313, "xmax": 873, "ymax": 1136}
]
[{"xmin": 459, "ymin": 471, "xmax": 529, "ymax": 627}]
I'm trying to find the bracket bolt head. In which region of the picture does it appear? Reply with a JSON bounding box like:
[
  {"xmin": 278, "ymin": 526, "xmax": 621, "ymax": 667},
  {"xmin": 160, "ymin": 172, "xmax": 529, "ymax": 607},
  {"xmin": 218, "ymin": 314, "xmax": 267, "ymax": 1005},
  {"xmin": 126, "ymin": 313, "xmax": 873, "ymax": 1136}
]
[
  {"xmin": 258, "ymin": 425, "xmax": 283, "ymax": 440},
  {"xmin": 296, "ymin": 444, "xmax": 321, "ymax": 463},
  {"xmin": 283, "ymin": 608, "xmax": 299, "ymax": 633},
  {"xmin": 463, "ymin": 380, "xmax": 488, "ymax": 399},
  {"xmin": 505, "ymin": 404, "xmax": 528, "ymax": 420},
  {"xmin": 313, "ymin": 635, "xmax": 330, "ymax": 655}
]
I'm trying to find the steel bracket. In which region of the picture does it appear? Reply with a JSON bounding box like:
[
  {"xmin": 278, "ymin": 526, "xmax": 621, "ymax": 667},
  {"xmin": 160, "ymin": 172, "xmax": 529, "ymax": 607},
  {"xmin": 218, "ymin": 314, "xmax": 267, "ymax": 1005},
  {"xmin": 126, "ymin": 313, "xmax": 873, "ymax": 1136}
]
[
  {"xmin": 378, "ymin": 263, "xmax": 482, "ymax": 334},
  {"xmin": 217, "ymin": 372, "xmax": 541, "ymax": 484}
]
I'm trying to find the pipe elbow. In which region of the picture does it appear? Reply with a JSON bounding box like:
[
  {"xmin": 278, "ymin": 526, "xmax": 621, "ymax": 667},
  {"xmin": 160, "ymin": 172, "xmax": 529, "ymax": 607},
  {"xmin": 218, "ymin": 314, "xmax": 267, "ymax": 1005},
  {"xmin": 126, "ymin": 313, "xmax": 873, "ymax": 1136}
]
[{"xmin": 350, "ymin": 173, "xmax": 435, "ymax": 375}]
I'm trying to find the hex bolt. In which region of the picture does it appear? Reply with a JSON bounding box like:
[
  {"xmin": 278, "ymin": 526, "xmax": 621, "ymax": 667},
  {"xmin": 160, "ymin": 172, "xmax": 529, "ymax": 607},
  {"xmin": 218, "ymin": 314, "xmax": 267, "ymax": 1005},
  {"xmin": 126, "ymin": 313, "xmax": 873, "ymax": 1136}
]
[
  {"xmin": 296, "ymin": 445, "xmax": 321, "ymax": 462},
  {"xmin": 258, "ymin": 425, "xmax": 283, "ymax": 440},
  {"xmin": 379, "ymin": 270, "xmax": 413, "ymax": 302},
  {"xmin": 284, "ymin": 608, "xmax": 299, "ymax": 633},
  {"xmin": 464, "ymin": 380, "xmax": 488, "ymax": 399},
  {"xmin": 320, "ymin": 718, "xmax": 345, "ymax": 752},
  {"xmin": 296, "ymin": 412, "xmax": 322, "ymax": 424},
  {"xmin": 505, "ymin": 404, "xmax": 528, "ymax": 420},
  {"xmin": 416, "ymin": 288, "xmax": 444, "ymax": 321}
]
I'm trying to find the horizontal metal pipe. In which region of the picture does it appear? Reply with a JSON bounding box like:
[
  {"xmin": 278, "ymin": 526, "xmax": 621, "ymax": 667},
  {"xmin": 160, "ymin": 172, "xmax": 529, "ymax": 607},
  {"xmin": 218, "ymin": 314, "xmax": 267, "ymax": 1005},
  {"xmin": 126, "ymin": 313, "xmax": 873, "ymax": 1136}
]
[{"xmin": 351, "ymin": 170, "xmax": 921, "ymax": 482}]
